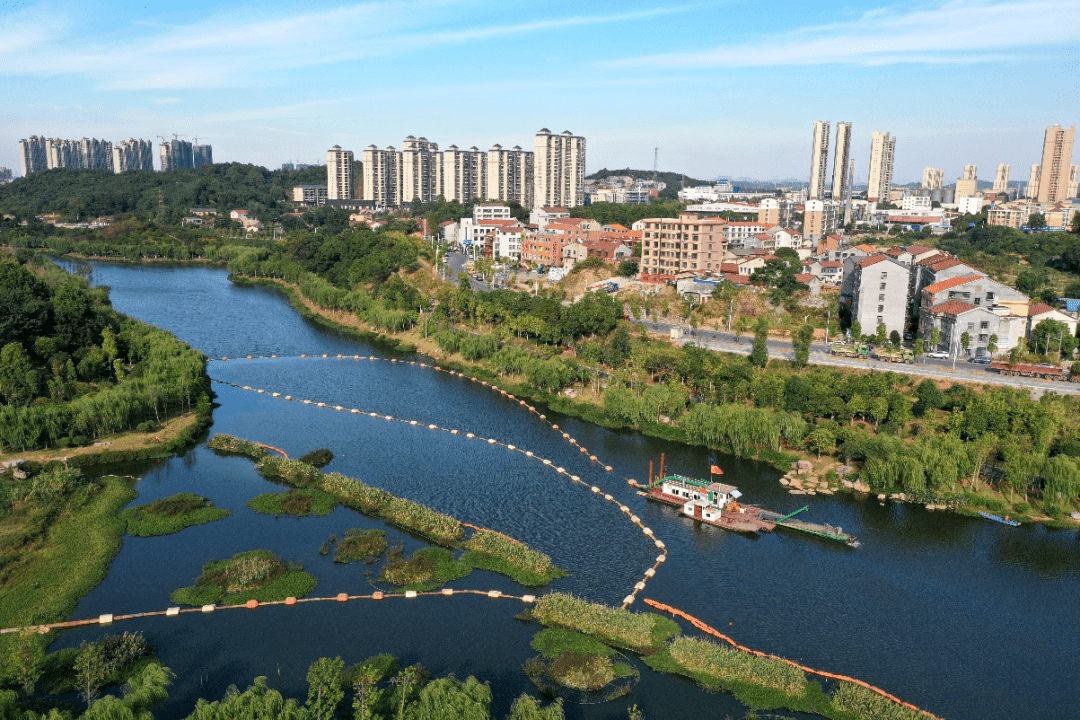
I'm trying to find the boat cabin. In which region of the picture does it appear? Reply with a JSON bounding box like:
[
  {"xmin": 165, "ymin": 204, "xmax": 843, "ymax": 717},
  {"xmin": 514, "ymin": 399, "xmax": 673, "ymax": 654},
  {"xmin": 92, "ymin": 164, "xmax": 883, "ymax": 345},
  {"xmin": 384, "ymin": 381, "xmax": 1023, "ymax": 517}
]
[{"xmin": 658, "ymin": 476, "xmax": 742, "ymax": 521}]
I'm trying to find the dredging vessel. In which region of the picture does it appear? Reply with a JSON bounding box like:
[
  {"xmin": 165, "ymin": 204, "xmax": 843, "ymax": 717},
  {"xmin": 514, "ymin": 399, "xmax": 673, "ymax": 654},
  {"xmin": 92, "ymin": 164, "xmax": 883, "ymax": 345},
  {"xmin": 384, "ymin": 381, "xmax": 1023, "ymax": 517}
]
[{"xmin": 638, "ymin": 455, "xmax": 859, "ymax": 547}]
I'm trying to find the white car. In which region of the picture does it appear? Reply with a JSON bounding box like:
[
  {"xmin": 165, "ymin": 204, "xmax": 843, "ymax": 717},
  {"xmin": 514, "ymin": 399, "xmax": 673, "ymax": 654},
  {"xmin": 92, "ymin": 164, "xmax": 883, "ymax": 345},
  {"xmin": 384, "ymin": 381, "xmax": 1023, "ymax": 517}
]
[{"xmin": 926, "ymin": 351, "xmax": 949, "ymax": 359}]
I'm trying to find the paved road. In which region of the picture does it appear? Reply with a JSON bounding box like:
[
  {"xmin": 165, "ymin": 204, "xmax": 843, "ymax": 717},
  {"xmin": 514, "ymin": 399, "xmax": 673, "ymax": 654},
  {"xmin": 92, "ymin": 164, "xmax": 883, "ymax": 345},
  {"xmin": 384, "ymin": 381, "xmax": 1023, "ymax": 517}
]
[
  {"xmin": 632, "ymin": 318, "xmax": 1080, "ymax": 397},
  {"xmin": 444, "ymin": 251, "xmax": 489, "ymax": 292}
]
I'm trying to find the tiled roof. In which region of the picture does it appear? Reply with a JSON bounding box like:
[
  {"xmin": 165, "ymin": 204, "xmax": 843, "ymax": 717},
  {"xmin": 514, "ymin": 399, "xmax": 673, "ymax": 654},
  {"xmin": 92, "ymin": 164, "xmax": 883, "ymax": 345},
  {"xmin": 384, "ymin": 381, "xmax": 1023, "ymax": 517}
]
[
  {"xmin": 794, "ymin": 273, "xmax": 816, "ymax": 284},
  {"xmin": 929, "ymin": 300, "xmax": 977, "ymax": 316},
  {"xmin": 922, "ymin": 274, "xmax": 982, "ymax": 295},
  {"xmin": 855, "ymin": 254, "xmax": 889, "ymax": 268},
  {"xmin": 1029, "ymin": 303, "xmax": 1058, "ymax": 316},
  {"xmin": 926, "ymin": 256, "xmax": 967, "ymax": 272},
  {"xmin": 820, "ymin": 261, "xmax": 843, "ymax": 268},
  {"xmin": 906, "ymin": 244, "xmax": 934, "ymax": 255},
  {"xmin": 854, "ymin": 243, "xmax": 877, "ymax": 253}
]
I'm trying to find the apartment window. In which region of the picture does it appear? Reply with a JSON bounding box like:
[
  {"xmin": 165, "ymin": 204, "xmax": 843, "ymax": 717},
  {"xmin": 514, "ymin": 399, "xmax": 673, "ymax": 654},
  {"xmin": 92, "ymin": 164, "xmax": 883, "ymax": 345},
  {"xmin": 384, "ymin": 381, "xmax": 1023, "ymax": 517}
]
[
  {"xmin": 879, "ymin": 294, "xmax": 885, "ymax": 301},
  {"xmin": 879, "ymin": 283, "xmax": 886, "ymax": 290},
  {"xmin": 881, "ymin": 272, "xmax": 888, "ymax": 279},
  {"xmin": 877, "ymin": 316, "xmax": 884, "ymax": 323},
  {"xmin": 987, "ymin": 292, "xmax": 995, "ymax": 301},
  {"xmin": 967, "ymin": 323, "xmax": 974, "ymax": 332},
  {"xmin": 980, "ymin": 321, "xmax": 989, "ymax": 329},
  {"xmin": 878, "ymin": 305, "xmax": 884, "ymax": 313}
]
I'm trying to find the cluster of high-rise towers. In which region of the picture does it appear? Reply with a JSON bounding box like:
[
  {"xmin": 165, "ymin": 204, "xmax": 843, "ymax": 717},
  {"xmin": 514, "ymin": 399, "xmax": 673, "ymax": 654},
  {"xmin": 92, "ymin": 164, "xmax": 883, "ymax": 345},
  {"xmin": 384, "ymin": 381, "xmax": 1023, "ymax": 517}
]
[
  {"xmin": 325, "ymin": 129, "xmax": 586, "ymax": 210},
  {"xmin": 17, "ymin": 135, "xmax": 212, "ymax": 175},
  {"xmin": 809, "ymin": 121, "xmax": 896, "ymax": 204}
]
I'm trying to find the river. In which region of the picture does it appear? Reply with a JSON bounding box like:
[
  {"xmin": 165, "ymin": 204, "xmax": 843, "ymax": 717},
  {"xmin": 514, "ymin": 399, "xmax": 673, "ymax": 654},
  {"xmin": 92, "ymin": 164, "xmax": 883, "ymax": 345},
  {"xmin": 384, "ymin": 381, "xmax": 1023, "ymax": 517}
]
[{"xmin": 51, "ymin": 262, "xmax": 1080, "ymax": 720}]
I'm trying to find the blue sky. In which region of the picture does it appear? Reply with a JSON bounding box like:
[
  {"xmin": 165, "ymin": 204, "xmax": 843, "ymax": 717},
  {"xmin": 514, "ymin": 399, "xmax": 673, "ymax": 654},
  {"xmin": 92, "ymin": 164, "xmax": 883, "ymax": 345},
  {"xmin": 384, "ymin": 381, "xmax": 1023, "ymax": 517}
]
[{"xmin": 2, "ymin": 0, "xmax": 1078, "ymax": 184}]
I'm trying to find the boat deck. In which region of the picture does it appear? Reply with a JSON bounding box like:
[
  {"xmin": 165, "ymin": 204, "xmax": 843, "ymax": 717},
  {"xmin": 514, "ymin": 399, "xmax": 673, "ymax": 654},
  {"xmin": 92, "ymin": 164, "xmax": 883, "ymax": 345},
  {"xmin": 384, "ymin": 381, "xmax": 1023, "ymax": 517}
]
[{"xmin": 644, "ymin": 488, "xmax": 776, "ymax": 533}]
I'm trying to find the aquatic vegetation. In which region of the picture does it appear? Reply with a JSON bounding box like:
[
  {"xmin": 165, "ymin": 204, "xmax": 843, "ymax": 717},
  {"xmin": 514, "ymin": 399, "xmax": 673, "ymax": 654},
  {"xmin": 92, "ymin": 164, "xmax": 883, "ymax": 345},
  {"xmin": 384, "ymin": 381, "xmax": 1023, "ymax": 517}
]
[
  {"xmin": 333, "ymin": 528, "xmax": 388, "ymax": 564},
  {"xmin": 379, "ymin": 547, "xmax": 472, "ymax": 591},
  {"xmin": 207, "ymin": 434, "xmax": 267, "ymax": 460},
  {"xmin": 462, "ymin": 530, "xmax": 566, "ymax": 586},
  {"xmin": 532, "ymin": 594, "xmax": 679, "ymax": 653},
  {"xmin": 121, "ymin": 493, "xmax": 229, "ymax": 536},
  {"xmin": 170, "ymin": 550, "xmax": 316, "ymax": 606},
  {"xmin": 830, "ymin": 682, "xmax": 930, "ymax": 720},
  {"xmin": 247, "ymin": 489, "xmax": 338, "ymax": 517}
]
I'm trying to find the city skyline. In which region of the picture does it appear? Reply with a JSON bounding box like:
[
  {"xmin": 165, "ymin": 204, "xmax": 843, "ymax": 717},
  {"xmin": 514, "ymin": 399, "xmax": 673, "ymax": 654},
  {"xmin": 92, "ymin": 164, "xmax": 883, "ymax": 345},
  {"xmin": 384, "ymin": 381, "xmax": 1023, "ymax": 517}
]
[{"xmin": 1, "ymin": 0, "xmax": 1077, "ymax": 184}]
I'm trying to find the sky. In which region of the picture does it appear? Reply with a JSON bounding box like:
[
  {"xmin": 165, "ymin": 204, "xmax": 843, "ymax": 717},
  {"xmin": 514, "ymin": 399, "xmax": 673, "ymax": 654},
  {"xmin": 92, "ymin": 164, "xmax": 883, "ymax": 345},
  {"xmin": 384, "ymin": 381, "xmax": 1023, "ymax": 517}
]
[{"xmin": 2, "ymin": 0, "xmax": 1078, "ymax": 185}]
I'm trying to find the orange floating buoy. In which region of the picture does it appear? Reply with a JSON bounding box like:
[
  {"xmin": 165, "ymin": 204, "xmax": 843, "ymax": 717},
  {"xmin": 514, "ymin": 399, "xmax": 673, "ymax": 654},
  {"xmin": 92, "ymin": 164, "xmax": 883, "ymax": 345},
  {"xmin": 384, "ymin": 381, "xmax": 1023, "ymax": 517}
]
[
  {"xmin": 245, "ymin": 599, "xmax": 259, "ymax": 609},
  {"xmin": 284, "ymin": 597, "xmax": 297, "ymax": 606},
  {"xmin": 336, "ymin": 593, "xmax": 349, "ymax": 602}
]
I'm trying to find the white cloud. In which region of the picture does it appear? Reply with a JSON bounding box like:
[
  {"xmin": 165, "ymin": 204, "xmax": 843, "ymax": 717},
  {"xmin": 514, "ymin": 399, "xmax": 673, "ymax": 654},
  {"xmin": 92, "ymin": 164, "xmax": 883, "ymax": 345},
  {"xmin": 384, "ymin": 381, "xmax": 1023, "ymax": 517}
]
[
  {"xmin": 605, "ymin": 0, "xmax": 1080, "ymax": 68},
  {"xmin": 0, "ymin": 1, "xmax": 698, "ymax": 90},
  {"xmin": 154, "ymin": 97, "xmax": 181, "ymax": 105}
]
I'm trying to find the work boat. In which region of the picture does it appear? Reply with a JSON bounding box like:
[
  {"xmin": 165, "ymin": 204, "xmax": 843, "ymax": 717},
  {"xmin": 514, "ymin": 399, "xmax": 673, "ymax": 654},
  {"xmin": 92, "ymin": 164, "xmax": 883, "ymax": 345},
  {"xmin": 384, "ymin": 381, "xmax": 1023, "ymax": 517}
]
[{"xmin": 640, "ymin": 456, "xmax": 859, "ymax": 547}]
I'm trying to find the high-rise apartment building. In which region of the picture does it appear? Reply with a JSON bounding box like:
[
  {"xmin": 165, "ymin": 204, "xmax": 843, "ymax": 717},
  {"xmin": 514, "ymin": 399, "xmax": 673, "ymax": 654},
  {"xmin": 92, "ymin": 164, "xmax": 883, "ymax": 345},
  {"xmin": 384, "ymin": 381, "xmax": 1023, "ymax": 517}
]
[
  {"xmin": 1033, "ymin": 124, "xmax": 1075, "ymax": 203},
  {"xmin": 993, "ymin": 163, "xmax": 1010, "ymax": 194},
  {"xmin": 486, "ymin": 144, "xmax": 534, "ymax": 208},
  {"xmin": 47, "ymin": 138, "xmax": 81, "ymax": 170},
  {"xmin": 160, "ymin": 139, "xmax": 194, "ymax": 172},
  {"xmin": 400, "ymin": 136, "xmax": 441, "ymax": 205},
  {"xmin": 533, "ymin": 129, "xmax": 586, "ymax": 209},
  {"xmin": 363, "ymin": 146, "xmax": 401, "ymax": 207},
  {"xmin": 1027, "ymin": 164, "xmax": 1041, "ymax": 199},
  {"xmin": 1068, "ymin": 165, "xmax": 1079, "ymax": 199},
  {"xmin": 442, "ymin": 145, "xmax": 486, "ymax": 204},
  {"xmin": 18, "ymin": 136, "xmax": 48, "ymax": 176},
  {"xmin": 77, "ymin": 138, "xmax": 113, "ymax": 171},
  {"xmin": 809, "ymin": 120, "xmax": 830, "ymax": 200},
  {"xmin": 111, "ymin": 139, "xmax": 154, "ymax": 173},
  {"xmin": 922, "ymin": 167, "xmax": 944, "ymax": 190},
  {"xmin": 326, "ymin": 145, "xmax": 354, "ymax": 201},
  {"xmin": 831, "ymin": 122, "xmax": 852, "ymax": 200},
  {"xmin": 193, "ymin": 144, "xmax": 213, "ymax": 168},
  {"xmin": 867, "ymin": 132, "xmax": 896, "ymax": 202},
  {"xmin": 955, "ymin": 164, "xmax": 978, "ymax": 198}
]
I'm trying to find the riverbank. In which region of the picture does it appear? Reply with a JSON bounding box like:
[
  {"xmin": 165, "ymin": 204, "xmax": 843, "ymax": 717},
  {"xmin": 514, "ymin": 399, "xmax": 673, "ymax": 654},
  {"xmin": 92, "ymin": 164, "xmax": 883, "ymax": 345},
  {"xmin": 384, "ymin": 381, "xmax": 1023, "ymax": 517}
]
[{"xmin": 227, "ymin": 270, "xmax": 1079, "ymax": 532}]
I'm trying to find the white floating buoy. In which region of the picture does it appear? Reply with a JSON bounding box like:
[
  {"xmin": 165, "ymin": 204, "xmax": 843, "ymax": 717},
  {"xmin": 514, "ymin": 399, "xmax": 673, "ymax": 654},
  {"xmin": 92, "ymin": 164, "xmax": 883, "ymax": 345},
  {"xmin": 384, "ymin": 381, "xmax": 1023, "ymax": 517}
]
[
  {"xmin": 410, "ymin": 420, "xmax": 418, "ymax": 425},
  {"xmin": 542, "ymin": 459, "xmax": 552, "ymax": 466},
  {"xmin": 335, "ymin": 406, "xmax": 345, "ymax": 411},
  {"xmin": 166, "ymin": 607, "xmax": 180, "ymax": 616},
  {"xmin": 525, "ymin": 451, "xmax": 533, "ymax": 457},
  {"xmin": 429, "ymin": 424, "xmax": 438, "ymax": 429},
  {"xmin": 487, "ymin": 590, "xmax": 502, "ymax": 598},
  {"xmin": 604, "ymin": 494, "xmax": 614, "ymax": 501},
  {"xmin": 441, "ymin": 588, "xmax": 454, "ymax": 595},
  {"xmin": 405, "ymin": 590, "xmax": 418, "ymax": 598},
  {"xmin": 351, "ymin": 409, "xmax": 361, "ymax": 414},
  {"xmin": 656, "ymin": 554, "xmax": 666, "ymax": 563},
  {"xmin": 487, "ymin": 438, "xmax": 496, "ymax": 444},
  {"xmin": 272, "ymin": 393, "xmax": 281, "ymax": 398},
  {"xmin": 623, "ymin": 595, "xmax": 636, "ymax": 606},
  {"xmin": 591, "ymin": 486, "xmax": 601, "ymax": 493},
  {"xmin": 466, "ymin": 433, "xmax": 475, "ymax": 439},
  {"xmin": 201, "ymin": 605, "xmax": 215, "ymax": 613},
  {"xmin": 644, "ymin": 568, "xmax": 656, "ymax": 578},
  {"xmin": 507, "ymin": 444, "xmax": 516, "ymax": 451},
  {"xmin": 522, "ymin": 595, "xmax": 536, "ymax": 603},
  {"xmin": 451, "ymin": 429, "xmax": 458, "ymax": 435},
  {"xmin": 634, "ymin": 582, "xmax": 646, "ymax": 591}
]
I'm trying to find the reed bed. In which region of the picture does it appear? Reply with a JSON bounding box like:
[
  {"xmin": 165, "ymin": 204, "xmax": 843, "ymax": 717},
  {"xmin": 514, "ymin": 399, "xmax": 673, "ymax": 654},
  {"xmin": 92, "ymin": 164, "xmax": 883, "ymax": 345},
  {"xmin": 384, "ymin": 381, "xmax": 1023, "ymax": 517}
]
[
  {"xmin": 208, "ymin": 434, "xmax": 267, "ymax": 460},
  {"xmin": 246, "ymin": 489, "xmax": 338, "ymax": 517},
  {"xmin": 379, "ymin": 496, "xmax": 465, "ymax": 547},
  {"xmin": 379, "ymin": 547, "xmax": 472, "ymax": 591},
  {"xmin": 664, "ymin": 636, "xmax": 807, "ymax": 697},
  {"xmin": 170, "ymin": 549, "xmax": 317, "ymax": 606},
  {"xmin": 256, "ymin": 456, "xmax": 323, "ymax": 488},
  {"xmin": 121, "ymin": 493, "xmax": 229, "ymax": 536},
  {"xmin": 333, "ymin": 528, "xmax": 388, "ymax": 563},
  {"xmin": 462, "ymin": 530, "xmax": 566, "ymax": 586},
  {"xmin": 532, "ymin": 593, "xmax": 679, "ymax": 652},
  {"xmin": 830, "ymin": 681, "xmax": 930, "ymax": 720},
  {"xmin": 531, "ymin": 628, "xmax": 615, "ymax": 660}
]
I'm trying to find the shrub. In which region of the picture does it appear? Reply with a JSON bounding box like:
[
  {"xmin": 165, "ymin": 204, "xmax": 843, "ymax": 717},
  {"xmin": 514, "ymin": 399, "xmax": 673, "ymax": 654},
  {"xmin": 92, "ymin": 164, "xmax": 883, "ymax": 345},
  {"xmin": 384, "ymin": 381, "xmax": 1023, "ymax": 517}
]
[
  {"xmin": 208, "ymin": 434, "xmax": 267, "ymax": 460},
  {"xmin": 550, "ymin": 653, "xmax": 614, "ymax": 690},
  {"xmin": 247, "ymin": 489, "xmax": 337, "ymax": 517},
  {"xmin": 298, "ymin": 448, "xmax": 334, "ymax": 468},
  {"xmin": 333, "ymin": 528, "xmax": 388, "ymax": 563},
  {"xmin": 122, "ymin": 493, "xmax": 229, "ymax": 536},
  {"xmin": 379, "ymin": 547, "xmax": 472, "ymax": 591}
]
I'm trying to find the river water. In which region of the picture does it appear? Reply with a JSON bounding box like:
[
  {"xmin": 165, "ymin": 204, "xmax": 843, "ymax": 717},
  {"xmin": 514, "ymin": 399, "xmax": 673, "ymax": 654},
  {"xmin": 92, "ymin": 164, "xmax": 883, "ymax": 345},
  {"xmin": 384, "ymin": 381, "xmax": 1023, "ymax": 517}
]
[{"xmin": 52, "ymin": 262, "xmax": 1080, "ymax": 720}]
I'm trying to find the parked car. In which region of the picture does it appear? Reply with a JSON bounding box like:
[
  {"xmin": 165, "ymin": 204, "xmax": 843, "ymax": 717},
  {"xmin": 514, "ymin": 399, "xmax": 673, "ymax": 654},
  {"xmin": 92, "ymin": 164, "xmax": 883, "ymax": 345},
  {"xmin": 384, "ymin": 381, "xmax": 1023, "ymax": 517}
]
[
  {"xmin": 970, "ymin": 356, "xmax": 992, "ymax": 364},
  {"xmin": 926, "ymin": 351, "xmax": 949, "ymax": 359}
]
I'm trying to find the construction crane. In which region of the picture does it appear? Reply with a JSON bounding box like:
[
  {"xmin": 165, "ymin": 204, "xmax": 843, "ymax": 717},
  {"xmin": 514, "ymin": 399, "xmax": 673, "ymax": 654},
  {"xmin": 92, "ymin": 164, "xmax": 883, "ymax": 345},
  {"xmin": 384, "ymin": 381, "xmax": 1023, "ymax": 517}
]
[{"xmin": 193, "ymin": 136, "xmax": 208, "ymax": 146}]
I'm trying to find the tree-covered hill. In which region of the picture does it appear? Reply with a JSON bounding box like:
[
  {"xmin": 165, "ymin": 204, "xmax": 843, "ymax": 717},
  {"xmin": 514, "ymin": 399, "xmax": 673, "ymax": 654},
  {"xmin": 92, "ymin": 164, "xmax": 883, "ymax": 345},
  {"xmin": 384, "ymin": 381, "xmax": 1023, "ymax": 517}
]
[
  {"xmin": 0, "ymin": 163, "xmax": 328, "ymax": 224},
  {"xmin": 587, "ymin": 168, "xmax": 714, "ymax": 200}
]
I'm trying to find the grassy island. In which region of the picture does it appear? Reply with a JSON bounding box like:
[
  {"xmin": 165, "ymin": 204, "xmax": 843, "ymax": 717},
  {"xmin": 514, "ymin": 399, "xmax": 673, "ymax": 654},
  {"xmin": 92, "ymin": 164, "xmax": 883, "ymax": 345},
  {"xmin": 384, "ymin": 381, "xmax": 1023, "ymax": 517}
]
[
  {"xmin": 380, "ymin": 547, "xmax": 472, "ymax": 591},
  {"xmin": 247, "ymin": 488, "xmax": 338, "ymax": 517},
  {"xmin": 209, "ymin": 434, "xmax": 569, "ymax": 589},
  {"xmin": 121, "ymin": 493, "xmax": 229, "ymax": 536},
  {"xmin": 330, "ymin": 528, "xmax": 388, "ymax": 563},
  {"xmin": 170, "ymin": 550, "xmax": 317, "ymax": 606}
]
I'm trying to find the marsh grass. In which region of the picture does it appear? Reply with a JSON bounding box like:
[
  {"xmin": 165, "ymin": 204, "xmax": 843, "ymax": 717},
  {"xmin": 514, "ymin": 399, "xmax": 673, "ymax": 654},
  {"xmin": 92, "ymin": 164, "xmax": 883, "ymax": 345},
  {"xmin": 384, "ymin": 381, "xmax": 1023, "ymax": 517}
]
[
  {"xmin": 121, "ymin": 493, "xmax": 229, "ymax": 536},
  {"xmin": 829, "ymin": 681, "xmax": 930, "ymax": 720},
  {"xmin": 462, "ymin": 530, "xmax": 566, "ymax": 586},
  {"xmin": 550, "ymin": 653, "xmax": 615, "ymax": 691},
  {"xmin": 380, "ymin": 547, "xmax": 472, "ymax": 591},
  {"xmin": 532, "ymin": 594, "xmax": 679, "ymax": 653},
  {"xmin": 0, "ymin": 476, "xmax": 133, "ymax": 631},
  {"xmin": 531, "ymin": 629, "xmax": 615, "ymax": 660},
  {"xmin": 208, "ymin": 434, "xmax": 267, "ymax": 460},
  {"xmin": 247, "ymin": 489, "xmax": 338, "ymax": 517},
  {"xmin": 333, "ymin": 528, "xmax": 388, "ymax": 563},
  {"xmin": 170, "ymin": 550, "xmax": 317, "ymax": 605}
]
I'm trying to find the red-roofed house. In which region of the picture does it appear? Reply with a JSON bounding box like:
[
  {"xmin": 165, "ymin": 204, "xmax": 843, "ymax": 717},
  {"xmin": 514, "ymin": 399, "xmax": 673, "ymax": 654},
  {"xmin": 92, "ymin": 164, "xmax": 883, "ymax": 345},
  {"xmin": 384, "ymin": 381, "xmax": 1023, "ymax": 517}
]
[
  {"xmin": 1028, "ymin": 303, "xmax": 1078, "ymax": 337},
  {"xmin": 905, "ymin": 244, "xmax": 939, "ymax": 263},
  {"xmin": 920, "ymin": 299, "xmax": 1013, "ymax": 357},
  {"xmin": 819, "ymin": 260, "xmax": 844, "ymax": 285},
  {"xmin": 918, "ymin": 273, "xmax": 1026, "ymax": 315}
]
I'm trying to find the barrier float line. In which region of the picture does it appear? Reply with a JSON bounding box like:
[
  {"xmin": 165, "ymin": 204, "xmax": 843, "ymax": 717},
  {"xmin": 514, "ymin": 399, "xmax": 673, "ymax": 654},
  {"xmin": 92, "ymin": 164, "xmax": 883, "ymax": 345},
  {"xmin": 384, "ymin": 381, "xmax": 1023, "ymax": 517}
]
[
  {"xmin": 210, "ymin": 355, "xmax": 664, "ymax": 605},
  {"xmin": 641, "ymin": 598, "xmax": 943, "ymax": 720},
  {"xmin": 0, "ymin": 590, "xmax": 536, "ymax": 636}
]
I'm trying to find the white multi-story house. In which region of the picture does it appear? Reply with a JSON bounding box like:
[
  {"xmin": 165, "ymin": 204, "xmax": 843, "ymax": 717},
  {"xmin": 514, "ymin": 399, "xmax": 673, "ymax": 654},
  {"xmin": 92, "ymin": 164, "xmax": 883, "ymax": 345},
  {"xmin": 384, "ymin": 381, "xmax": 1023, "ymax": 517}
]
[{"xmin": 845, "ymin": 254, "xmax": 910, "ymax": 338}]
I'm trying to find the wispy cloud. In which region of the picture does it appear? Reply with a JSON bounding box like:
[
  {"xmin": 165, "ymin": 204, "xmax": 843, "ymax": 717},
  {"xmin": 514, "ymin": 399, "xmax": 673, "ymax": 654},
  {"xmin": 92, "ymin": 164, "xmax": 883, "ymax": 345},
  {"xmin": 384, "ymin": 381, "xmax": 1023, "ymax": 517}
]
[
  {"xmin": 153, "ymin": 97, "xmax": 181, "ymax": 105},
  {"xmin": 605, "ymin": 0, "xmax": 1080, "ymax": 68},
  {"xmin": 0, "ymin": 1, "xmax": 698, "ymax": 90}
]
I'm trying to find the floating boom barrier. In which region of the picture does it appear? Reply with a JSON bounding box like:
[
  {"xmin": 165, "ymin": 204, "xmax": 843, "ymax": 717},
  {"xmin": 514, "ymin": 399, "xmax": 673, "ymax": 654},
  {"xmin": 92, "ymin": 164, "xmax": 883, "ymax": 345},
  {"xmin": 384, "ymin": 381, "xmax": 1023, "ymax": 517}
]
[
  {"xmin": 642, "ymin": 598, "xmax": 943, "ymax": 720},
  {"xmin": 209, "ymin": 353, "xmax": 664, "ymax": 607}
]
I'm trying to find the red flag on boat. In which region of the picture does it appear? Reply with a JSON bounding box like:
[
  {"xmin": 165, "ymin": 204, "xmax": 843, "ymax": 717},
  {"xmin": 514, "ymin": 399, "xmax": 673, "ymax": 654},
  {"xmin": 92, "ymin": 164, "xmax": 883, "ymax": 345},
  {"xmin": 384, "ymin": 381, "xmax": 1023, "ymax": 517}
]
[{"xmin": 710, "ymin": 464, "xmax": 723, "ymax": 475}]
